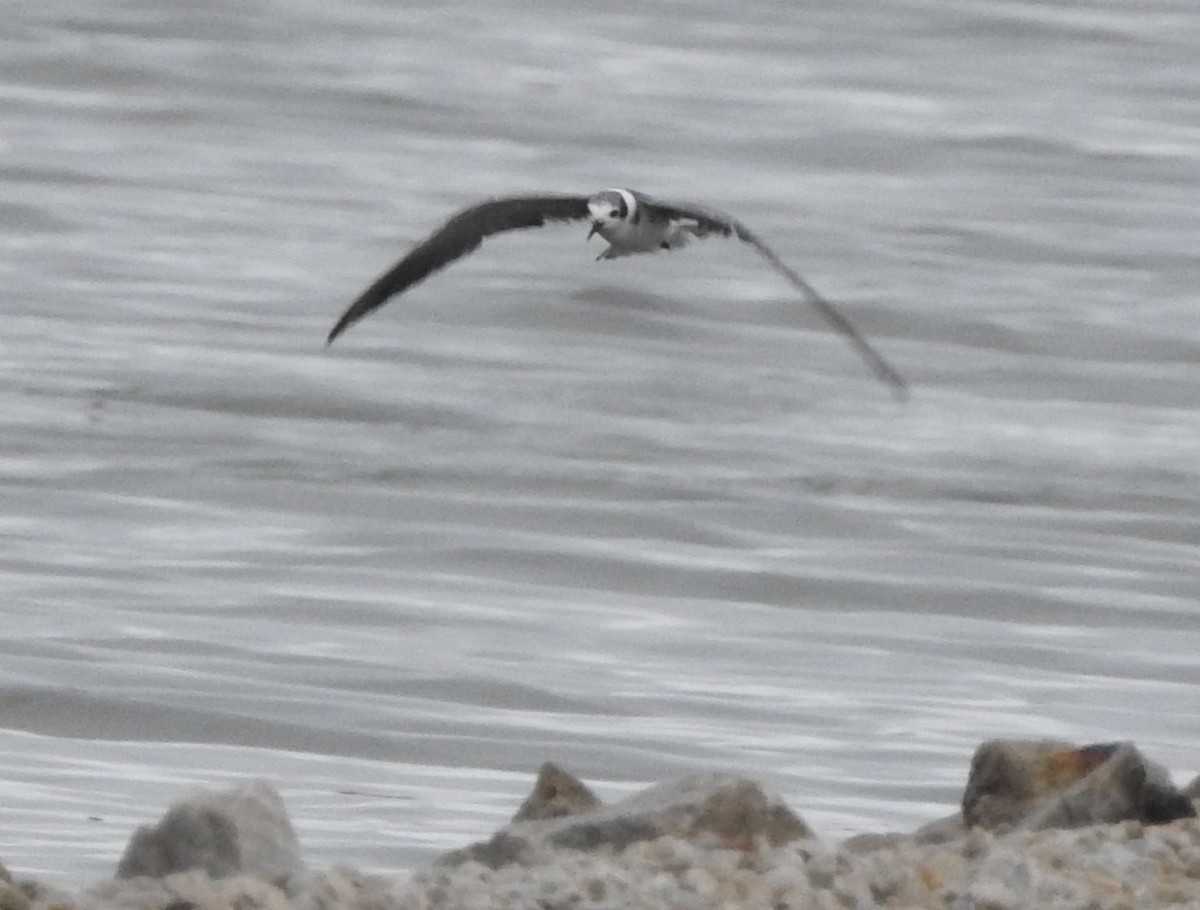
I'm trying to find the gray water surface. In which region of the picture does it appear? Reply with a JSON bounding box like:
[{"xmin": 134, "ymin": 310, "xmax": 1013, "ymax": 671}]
[{"xmin": 2, "ymin": 0, "xmax": 1198, "ymax": 883}]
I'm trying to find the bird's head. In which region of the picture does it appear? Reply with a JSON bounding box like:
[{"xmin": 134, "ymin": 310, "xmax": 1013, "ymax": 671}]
[{"xmin": 587, "ymin": 188, "xmax": 636, "ymax": 239}]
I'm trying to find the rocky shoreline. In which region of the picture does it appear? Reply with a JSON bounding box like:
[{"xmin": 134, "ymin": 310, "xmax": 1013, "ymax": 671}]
[{"xmin": 3, "ymin": 739, "xmax": 1199, "ymax": 910}]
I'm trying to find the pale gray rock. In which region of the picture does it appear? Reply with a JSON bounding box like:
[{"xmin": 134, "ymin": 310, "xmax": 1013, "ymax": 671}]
[
  {"xmin": 439, "ymin": 770, "xmax": 812, "ymax": 869},
  {"xmin": 117, "ymin": 804, "xmax": 240, "ymax": 880},
  {"xmin": 115, "ymin": 779, "xmax": 305, "ymax": 885},
  {"xmin": 913, "ymin": 812, "xmax": 968, "ymax": 845},
  {"xmin": 0, "ymin": 877, "xmax": 69, "ymax": 910},
  {"xmin": 839, "ymin": 830, "xmax": 906, "ymax": 854},
  {"xmin": 842, "ymin": 812, "xmax": 967, "ymax": 855},
  {"xmin": 86, "ymin": 869, "xmax": 292, "ymax": 910}
]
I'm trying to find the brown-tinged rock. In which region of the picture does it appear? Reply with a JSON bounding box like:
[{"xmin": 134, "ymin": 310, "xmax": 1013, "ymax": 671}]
[
  {"xmin": 0, "ymin": 880, "xmax": 28, "ymax": 910},
  {"xmin": 512, "ymin": 762, "xmax": 600, "ymax": 822},
  {"xmin": 1022, "ymin": 742, "xmax": 1195, "ymax": 830},
  {"xmin": 688, "ymin": 777, "xmax": 810, "ymax": 848},
  {"xmin": 963, "ymin": 739, "xmax": 1194, "ymax": 832},
  {"xmin": 963, "ymin": 739, "xmax": 1111, "ymax": 829}
]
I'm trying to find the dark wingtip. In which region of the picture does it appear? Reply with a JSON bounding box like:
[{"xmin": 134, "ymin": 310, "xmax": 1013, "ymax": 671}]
[
  {"xmin": 325, "ymin": 286, "xmax": 384, "ymax": 347},
  {"xmin": 324, "ymin": 322, "xmax": 346, "ymax": 347}
]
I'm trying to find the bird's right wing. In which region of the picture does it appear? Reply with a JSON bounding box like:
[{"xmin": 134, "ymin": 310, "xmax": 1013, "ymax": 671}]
[
  {"xmin": 328, "ymin": 194, "xmax": 590, "ymax": 344},
  {"xmin": 647, "ymin": 197, "xmax": 909, "ymax": 400}
]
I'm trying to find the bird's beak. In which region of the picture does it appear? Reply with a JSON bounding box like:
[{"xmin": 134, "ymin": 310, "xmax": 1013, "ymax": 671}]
[{"xmin": 588, "ymin": 221, "xmax": 601, "ymax": 240}]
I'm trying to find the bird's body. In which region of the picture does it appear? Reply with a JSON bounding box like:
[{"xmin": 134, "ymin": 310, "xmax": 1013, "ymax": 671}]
[
  {"xmin": 327, "ymin": 187, "xmax": 908, "ymax": 399},
  {"xmin": 587, "ymin": 188, "xmax": 693, "ymax": 257}
]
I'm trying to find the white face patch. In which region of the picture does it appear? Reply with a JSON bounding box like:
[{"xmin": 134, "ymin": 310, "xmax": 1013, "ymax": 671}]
[{"xmin": 587, "ymin": 197, "xmax": 614, "ymax": 221}]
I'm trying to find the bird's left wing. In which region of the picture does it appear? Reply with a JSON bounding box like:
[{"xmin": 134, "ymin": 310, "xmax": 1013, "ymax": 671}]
[
  {"xmin": 327, "ymin": 194, "xmax": 591, "ymax": 344},
  {"xmin": 641, "ymin": 196, "xmax": 909, "ymax": 400}
]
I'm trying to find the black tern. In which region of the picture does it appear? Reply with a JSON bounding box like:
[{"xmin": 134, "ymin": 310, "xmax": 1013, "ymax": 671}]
[{"xmin": 327, "ymin": 188, "xmax": 907, "ymax": 398}]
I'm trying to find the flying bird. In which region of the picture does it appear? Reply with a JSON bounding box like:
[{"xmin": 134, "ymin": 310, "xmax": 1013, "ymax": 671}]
[{"xmin": 327, "ymin": 188, "xmax": 907, "ymax": 399}]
